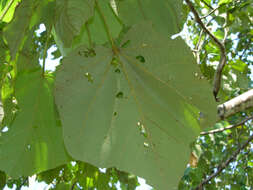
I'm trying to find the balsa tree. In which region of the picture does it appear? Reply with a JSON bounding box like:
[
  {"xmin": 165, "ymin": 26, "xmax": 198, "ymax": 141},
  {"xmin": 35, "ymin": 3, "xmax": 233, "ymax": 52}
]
[{"xmin": 0, "ymin": 0, "xmax": 252, "ymax": 189}]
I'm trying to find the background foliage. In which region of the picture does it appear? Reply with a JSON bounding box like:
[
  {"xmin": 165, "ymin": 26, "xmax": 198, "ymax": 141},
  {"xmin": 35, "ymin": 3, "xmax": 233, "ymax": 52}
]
[{"xmin": 0, "ymin": 0, "xmax": 252, "ymax": 189}]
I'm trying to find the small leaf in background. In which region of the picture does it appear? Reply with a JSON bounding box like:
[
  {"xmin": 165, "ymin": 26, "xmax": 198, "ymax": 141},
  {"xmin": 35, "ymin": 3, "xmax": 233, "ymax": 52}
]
[{"xmin": 0, "ymin": 71, "xmax": 70, "ymax": 177}]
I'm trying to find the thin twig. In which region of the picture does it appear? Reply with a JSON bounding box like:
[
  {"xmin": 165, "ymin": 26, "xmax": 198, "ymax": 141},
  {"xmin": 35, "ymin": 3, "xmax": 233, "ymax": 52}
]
[
  {"xmin": 42, "ymin": 25, "xmax": 52, "ymax": 76},
  {"xmin": 185, "ymin": 0, "xmax": 226, "ymax": 101},
  {"xmin": 200, "ymin": 0, "xmax": 214, "ymax": 10},
  {"xmin": 0, "ymin": 0, "xmax": 15, "ymax": 21},
  {"xmin": 195, "ymin": 133, "xmax": 253, "ymax": 189},
  {"xmin": 201, "ymin": 5, "xmax": 221, "ymax": 19},
  {"xmin": 200, "ymin": 116, "xmax": 253, "ymax": 135},
  {"xmin": 70, "ymin": 181, "xmax": 77, "ymax": 190},
  {"xmin": 85, "ymin": 23, "xmax": 93, "ymax": 48}
]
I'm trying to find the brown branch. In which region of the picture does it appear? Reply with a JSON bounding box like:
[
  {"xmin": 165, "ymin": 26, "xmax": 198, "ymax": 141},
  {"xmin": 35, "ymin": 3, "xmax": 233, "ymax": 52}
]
[
  {"xmin": 199, "ymin": 0, "xmax": 214, "ymax": 10},
  {"xmin": 200, "ymin": 115, "xmax": 253, "ymax": 135},
  {"xmin": 184, "ymin": 0, "xmax": 226, "ymax": 101},
  {"xmin": 70, "ymin": 181, "xmax": 77, "ymax": 190},
  {"xmin": 195, "ymin": 133, "xmax": 253, "ymax": 189},
  {"xmin": 218, "ymin": 89, "xmax": 253, "ymax": 119}
]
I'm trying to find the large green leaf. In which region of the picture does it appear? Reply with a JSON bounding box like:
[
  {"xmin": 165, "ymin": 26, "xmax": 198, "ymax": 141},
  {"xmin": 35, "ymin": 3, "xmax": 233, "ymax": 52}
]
[
  {"xmin": 54, "ymin": 0, "xmax": 95, "ymax": 47},
  {"xmin": 3, "ymin": 0, "xmax": 34, "ymax": 59},
  {"xmin": 115, "ymin": 0, "xmax": 184, "ymax": 36},
  {"xmin": 54, "ymin": 22, "xmax": 217, "ymax": 189},
  {"xmin": 0, "ymin": 70, "xmax": 70, "ymax": 177}
]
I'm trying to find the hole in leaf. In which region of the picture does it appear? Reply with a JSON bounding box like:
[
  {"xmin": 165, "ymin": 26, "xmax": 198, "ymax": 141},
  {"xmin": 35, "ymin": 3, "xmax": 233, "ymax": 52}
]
[
  {"xmin": 136, "ymin": 55, "xmax": 145, "ymax": 63},
  {"xmin": 141, "ymin": 43, "xmax": 148, "ymax": 48},
  {"xmin": 198, "ymin": 112, "xmax": 205, "ymax": 121},
  {"xmin": 111, "ymin": 57, "xmax": 118, "ymax": 67},
  {"xmin": 115, "ymin": 68, "xmax": 121, "ymax": 73},
  {"xmin": 78, "ymin": 48, "xmax": 96, "ymax": 57},
  {"xmin": 143, "ymin": 142, "xmax": 149, "ymax": 148},
  {"xmin": 12, "ymin": 97, "xmax": 17, "ymax": 104},
  {"xmin": 121, "ymin": 40, "xmax": 131, "ymax": 48},
  {"xmin": 1, "ymin": 126, "xmax": 8, "ymax": 133},
  {"xmin": 26, "ymin": 144, "xmax": 31, "ymax": 151},
  {"xmin": 116, "ymin": 92, "xmax": 123, "ymax": 98},
  {"xmin": 137, "ymin": 122, "xmax": 147, "ymax": 137},
  {"xmin": 84, "ymin": 72, "xmax": 94, "ymax": 83}
]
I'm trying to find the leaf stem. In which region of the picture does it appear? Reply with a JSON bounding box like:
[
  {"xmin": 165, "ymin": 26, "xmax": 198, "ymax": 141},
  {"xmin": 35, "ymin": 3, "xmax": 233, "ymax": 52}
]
[
  {"xmin": 95, "ymin": 0, "xmax": 116, "ymax": 52},
  {"xmin": 85, "ymin": 23, "xmax": 93, "ymax": 48},
  {"xmin": 137, "ymin": 0, "xmax": 146, "ymax": 20},
  {"xmin": 42, "ymin": 25, "xmax": 52, "ymax": 77},
  {"xmin": 0, "ymin": 0, "xmax": 15, "ymax": 21}
]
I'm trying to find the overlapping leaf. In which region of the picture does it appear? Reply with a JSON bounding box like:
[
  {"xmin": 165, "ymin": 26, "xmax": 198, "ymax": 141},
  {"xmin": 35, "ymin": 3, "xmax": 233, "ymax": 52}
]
[
  {"xmin": 3, "ymin": 0, "xmax": 55, "ymax": 59},
  {"xmin": 115, "ymin": 0, "xmax": 184, "ymax": 35},
  {"xmin": 0, "ymin": 70, "xmax": 70, "ymax": 177},
  {"xmin": 54, "ymin": 0, "xmax": 95, "ymax": 47},
  {"xmin": 54, "ymin": 22, "xmax": 217, "ymax": 189},
  {"xmin": 54, "ymin": 0, "xmax": 122, "ymax": 56}
]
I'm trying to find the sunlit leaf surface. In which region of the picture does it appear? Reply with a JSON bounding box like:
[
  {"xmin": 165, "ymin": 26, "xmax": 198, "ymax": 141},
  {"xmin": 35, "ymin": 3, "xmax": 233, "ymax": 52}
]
[
  {"xmin": 55, "ymin": 22, "xmax": 217, "ymax": 189},
  {"xmin": 0, "ymin": 71, "xmax": 70, "ymax": 177}
]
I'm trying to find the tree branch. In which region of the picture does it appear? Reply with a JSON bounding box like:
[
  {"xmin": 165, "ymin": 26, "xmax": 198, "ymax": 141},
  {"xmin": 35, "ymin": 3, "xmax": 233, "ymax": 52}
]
[
  {"xmin": 184, "ymin": 0, "xmax": 226, "ymax": 101},
  {"xmin": 200, "ymin": 5, "xmax": 221, "ymax": 19},
  {"xmin": 195, "ymin": 133, "xmax": 253, "ymax": 189},
  {"xmin": 199, "ymin": 0, "xmax": 214, "ymax": 10},
  {"xmin": 200, "ymin": 115, "xmax": 253, "ymax": 135},
  {"xmin": 0, "ymin": 0, "xmax": 15, "ymax": 21},
  {"xmin": 218, "ymin": 89, "xmax": 253, "ymax": 119},
  {"xmin": 70, "ymin": 181, "xmax": 77, "ymax": 190}
]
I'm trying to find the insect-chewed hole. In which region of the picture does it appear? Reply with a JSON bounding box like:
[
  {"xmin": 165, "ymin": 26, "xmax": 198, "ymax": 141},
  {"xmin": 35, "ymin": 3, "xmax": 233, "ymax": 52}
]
[
  {"xmin": 136, "ymin": 55, "xmax": 145, "ymax": 63},
  {"xmin": 1, "ymin": 126, "xmax": 9, "ymax": 133},
  {"xmin": 121, "ymin": 40, "xmax": 131, "ymax": 48},
  {"xmin": 111, "ymin": 57, "xmax": 118, "ymax": 67},
  {"xmin": 143, "ymin": 142, "xmax": 149, "ymax": 148},
  {"xmin": 116, "ymin": 92, "xmax": 123, "ymax": 98},
  {"xmin": 78, "ymin": 48, "xmax": 96, "ymax": 57},
  {"xmin": 26, "ymin": 144, "xmax": 31, "ymax": 151},
  {"xmin": 115, "ymin": 68, "xmax": 121, "ymax": 73},
  {"xmin": 84, "ymin": 72, "xmax": 94, "ymax": 83},
  {"xmin": 198, "ymin": 112, "xmax": 205, "ymax": 121}
]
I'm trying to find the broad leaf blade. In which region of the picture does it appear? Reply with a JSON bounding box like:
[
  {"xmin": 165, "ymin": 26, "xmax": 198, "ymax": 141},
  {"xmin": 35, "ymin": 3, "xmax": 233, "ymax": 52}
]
[
  {"xmin": 3, "ymin": 0, "xmax": 34, "ymax": 59},
  {"xmin": 0, "ymin": 71, "xmax": 70, "ymax": 177},
  {"xmin": 115, "ymin": 0, "xmax": 184, "ymax": 35},
  {"xmin": 54, "ymin": 0, "xmax": 95, "ymax": 47},
  {"xmin": 54, "ymin": 22, "xmax": 217, "ymax": 189}
]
